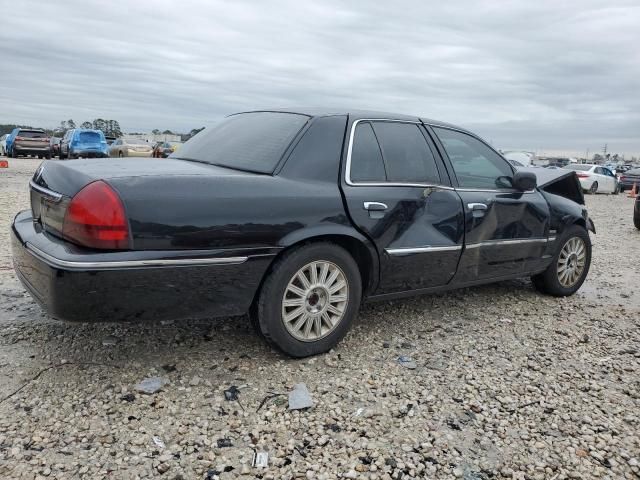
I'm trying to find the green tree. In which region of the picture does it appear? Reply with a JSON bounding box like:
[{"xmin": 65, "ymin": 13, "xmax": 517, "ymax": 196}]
[
  {"xmin": 67, "ymin": 119, "xmax": 76, "ymax": 129},
  {"xmin": 162, "ymin": 129, "xmax": 173, "ymax": 135},
  {"xmin": 81, "ymin": 121, "xmax": 93, "ymax": 129},
  {"xmin": 92, "ymin": 118, "xmax": 106, "ymax": 132},
  {"xmin": 152, "ymin": 129, "xmax": 161, "ymax": 135}
]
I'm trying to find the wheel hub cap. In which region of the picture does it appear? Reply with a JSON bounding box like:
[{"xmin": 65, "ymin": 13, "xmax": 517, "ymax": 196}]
[
  {"xmin": 282, "ymin": 260, "xmax": 349, "ymax": 342},
  {"xmin": 557, "ymin": 237, "xmax": 586, "ymax": 288}
]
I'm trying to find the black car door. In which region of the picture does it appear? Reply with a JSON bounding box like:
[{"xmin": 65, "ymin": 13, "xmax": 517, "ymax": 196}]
[
  {"xmin": 428, "ymin": 126, "xmax": 551, "ymax": 282},
  {"xmin": 341, "ymin": 119, "xmax": 465, "ymax": 294}
]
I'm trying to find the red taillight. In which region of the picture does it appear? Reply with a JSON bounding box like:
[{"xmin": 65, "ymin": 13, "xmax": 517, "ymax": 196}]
[
  {"xmin": 15, "ymin": 136, "xmax": 24, "ymax": 141},
  {"xmin": 620, "ymin": 176, "xmax": 627, "ymax": 181},
  {"xmin": 576, "ymin": 173, "xmax": 590, "ymax": 178},
  {"xmin": 62, "ymin": 181, "xmax": 129, "ymax": 249}
]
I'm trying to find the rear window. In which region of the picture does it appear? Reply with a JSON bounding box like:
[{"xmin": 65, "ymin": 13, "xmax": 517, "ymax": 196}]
[
  {"xmin": 17, "ymin": 130, "xmax": 46, "ymax": 138},
  {"xmin": 174, "ymin": 112, "xmax": 309, "ymax": 173},
  {"xmin": 564, "ymin": 165, "xmax": 592, "ymax": 171},
  {"xmin": 77, "ymin": 131, "xmax": 103, "ymax": 143},
  {"xmin": 127, "ymin": 139, "xmax": 149, "ymax": 145}
]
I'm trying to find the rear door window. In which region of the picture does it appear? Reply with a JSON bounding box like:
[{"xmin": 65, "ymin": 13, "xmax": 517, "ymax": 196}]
[
  {"xmin": 349, "ymin": 122, "xmax": 386, "ymax": 182},
  {"xmin": 371, "ymin": 122, "xmax": 440, "ymax": 184},
  {"xmin": 433, "ymin": 127, "xmax": 513, "ymax": 189}
]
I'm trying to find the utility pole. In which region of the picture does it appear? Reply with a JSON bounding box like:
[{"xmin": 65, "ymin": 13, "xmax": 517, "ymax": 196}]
[{"xmin": 603, "ymin": 143, "xmax": 607, "ymax": 155}]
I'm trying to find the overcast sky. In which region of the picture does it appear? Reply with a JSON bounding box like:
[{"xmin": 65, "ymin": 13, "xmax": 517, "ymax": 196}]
[{"xmin": 1, "ymin": 0, "xmax": 639, "ymax": 157}]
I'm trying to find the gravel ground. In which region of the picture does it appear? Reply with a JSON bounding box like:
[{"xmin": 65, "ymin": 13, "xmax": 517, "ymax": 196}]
[{"xmin": 0, "ymin": 157, "xmax": 639, "ymax": 480}]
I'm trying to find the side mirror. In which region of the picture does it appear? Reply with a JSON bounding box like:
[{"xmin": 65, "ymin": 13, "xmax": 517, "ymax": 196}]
[{"xmin": 513, "ymin": 171, "xmax": 537, "ymax": 191}]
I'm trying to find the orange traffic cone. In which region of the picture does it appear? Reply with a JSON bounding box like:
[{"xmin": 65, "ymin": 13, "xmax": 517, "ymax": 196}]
[{"xmin": 628, "ymin": 183, "xmax": 638, "ymax": 198}]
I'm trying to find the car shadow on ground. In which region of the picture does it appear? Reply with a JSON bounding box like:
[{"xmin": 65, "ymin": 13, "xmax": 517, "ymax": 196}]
[{"xmin": 1, "ymin": 277, "xmax": 538, "ymax": 368}]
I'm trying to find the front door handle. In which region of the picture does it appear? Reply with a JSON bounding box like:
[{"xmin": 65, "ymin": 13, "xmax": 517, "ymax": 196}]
[
  {"xmin": 468, "ymin": 203, "xmax": 488, "ymax": 211},
  {"xmin": 468, "ymin": 202, "xmax": 488, "ymax": 218},
  {"xmin": 364, "ymin": 202, "xmax": 388, "ymax": 211}
]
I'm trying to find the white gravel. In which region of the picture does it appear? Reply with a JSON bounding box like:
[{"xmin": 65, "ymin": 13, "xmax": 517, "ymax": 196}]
[{"xmin": 1, "ymin": 157, "xmax": 639, "ymax": 479}]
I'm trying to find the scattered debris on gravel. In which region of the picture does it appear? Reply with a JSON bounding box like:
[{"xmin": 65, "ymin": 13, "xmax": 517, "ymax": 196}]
[{"xmin": 0, "ymin": 159, "xmax": 639, "ymax": 479}]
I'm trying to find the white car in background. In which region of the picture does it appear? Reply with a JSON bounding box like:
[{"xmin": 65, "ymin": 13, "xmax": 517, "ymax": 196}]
[
  {"xmin": 0, "ymin": 134, "xmax": 9, "ymax": 155},
  {"xmin": 501, "ymin": 150, "xmax": 535, "ymax": 167},
  {"xmin": 563, "ymin": 164, "xmax": 619, "ymax": 194}
]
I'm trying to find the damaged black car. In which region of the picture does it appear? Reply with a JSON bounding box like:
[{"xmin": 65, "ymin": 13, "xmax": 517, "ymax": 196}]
[{"xmin": 11, "ymin": 109, "xmax": 596, "ymax": 357}]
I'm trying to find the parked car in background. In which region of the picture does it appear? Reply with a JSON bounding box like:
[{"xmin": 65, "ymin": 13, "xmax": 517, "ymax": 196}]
[
  {"xmin": 49, "ymin": 137, "xmax": 61, "ymax": 157},
  {"xmin": 12, "ymin": 109, "xmax": 595, "ymax": 357},
  {"xmin": 5, "ymin": 128, "xmax": 18, "ymax": 156},
  {"xmin": 619, "ymin": 168, "xmax": 640, "ymax": 192},
  {"xmin": 59, "ymin": 129, "xmax": 108, "ymax": 159},
  {"xmin": 506, "ymin": 158, "xmax": 525, "ymax": 167},
  {"xmin": 501, "ymin": 150, "xmax": 534, "ymax": 167},
  {"xmin": 563, "ymin": 164, "xmax": 619, "ymax": 194},
  {"xmin": 109, "ymin": 138, "xmax": 153, "ymax": 157},
  {"xmin": 152, "ymin": 141, "xmax": 183, "ymax": 158},
  {"xmin": 0, "ymin": 134, "xmax": 10, "ymax": 155},
  {"xmin": 11, "ymin": 128, "xmax": 50, "ymax": 158}
]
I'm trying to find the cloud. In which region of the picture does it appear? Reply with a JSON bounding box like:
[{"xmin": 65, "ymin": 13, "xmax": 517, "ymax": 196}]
[{"xmin": 1, "ymin": 0, "xmax": 639, "ymax": 156}]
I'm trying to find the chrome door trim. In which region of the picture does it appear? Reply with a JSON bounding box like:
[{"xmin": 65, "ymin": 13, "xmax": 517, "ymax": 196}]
[
  {"xmin": 386, "ymin": 245, "xmax": 463, "ymax": 255},
  {"xmin": 26, "ymin": 243, "xmax": 249, "ymax": 270},
  {"xmin": 29, "ymin": 180, "xmax": 63, "ymax": 203},
  {"xmin": 465, "ymin": 237, "xmax": 550, "ymax": 249}
]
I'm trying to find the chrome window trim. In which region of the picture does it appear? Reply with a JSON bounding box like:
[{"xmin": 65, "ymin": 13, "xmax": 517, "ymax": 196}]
[
  {"xmin": 344, "ymin": 118, "xmax": 452, "ymax": 189},
  {"xmin": 26, "ymin": 243, "xmax": 248, "ymax": 270},
  {"xmin": 386, "ymin": 245, "xmax": 463, "ymax": 255},
  {"xmin": 344, "ymin": 119, "xmax": 533, "ymax": 194},
  {"xmin": 29, "ymin": 180, "xmax": 63, "ymax": 203}
]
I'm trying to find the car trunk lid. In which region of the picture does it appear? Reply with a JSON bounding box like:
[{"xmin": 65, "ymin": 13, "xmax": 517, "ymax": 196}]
[{"xmin": 29, "ymin": 158, "xmax": 259, "ymax": 242}]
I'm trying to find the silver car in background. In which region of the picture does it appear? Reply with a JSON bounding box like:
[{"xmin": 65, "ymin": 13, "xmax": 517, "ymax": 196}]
[{"xmin": 108, "ymin": 138, "xmax": 153, "ymax": 157}]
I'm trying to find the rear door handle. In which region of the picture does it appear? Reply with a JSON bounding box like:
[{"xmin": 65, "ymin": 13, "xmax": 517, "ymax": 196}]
[
  {"xmin": 364, "ymin": 202, "xmax": 388, "ymax": 211},
  {"xmin": 467, "ymin": 203, "xmax": 488, "ymax": 211}
]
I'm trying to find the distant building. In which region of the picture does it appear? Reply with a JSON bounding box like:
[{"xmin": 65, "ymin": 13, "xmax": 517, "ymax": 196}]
[{"xmin": 124, "ymin": 133, "xmax": 181, "ymax": 143}]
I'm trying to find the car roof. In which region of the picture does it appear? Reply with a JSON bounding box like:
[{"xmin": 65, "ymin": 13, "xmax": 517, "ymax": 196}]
[{"xmin": 235, "ymin": 108, "xmax": 470, "ymax": 133}]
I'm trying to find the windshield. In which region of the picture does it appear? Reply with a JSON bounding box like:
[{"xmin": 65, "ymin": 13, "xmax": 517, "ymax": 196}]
[
  {"xmin": 174, "ymin": 112, "xmax": 310, "ymax": 173},
  {"xmin": 564, "ymin": 165, "xmax": 592, "ymax": 171},
  {"xmin": 77, "ymin": 131, "xmax": 103, "ymax": 143}
]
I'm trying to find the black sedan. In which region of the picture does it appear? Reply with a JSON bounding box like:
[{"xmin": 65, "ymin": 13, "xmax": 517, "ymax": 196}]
[
  {"xmin": 619, "ymin": 168, "xmax": 640, "ymax": 192},
  {"xmin": 12, "ymin": 109, "xmax": 595, "ymax": 357}
]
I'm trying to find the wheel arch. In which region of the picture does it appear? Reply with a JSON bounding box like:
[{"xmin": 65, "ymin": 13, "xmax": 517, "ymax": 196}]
[{"xmin": 251, "ymin": 227, "xmax": 380, "ymax": 309}]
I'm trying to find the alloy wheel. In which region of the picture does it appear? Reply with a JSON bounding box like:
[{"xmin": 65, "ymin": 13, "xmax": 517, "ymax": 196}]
[
  {"xmin": 557, "ymin": 237, "xmax": 587, "ymax": 288},
  {"xmin": 281, "ymin": 260, "xmax": 349, "ymax": 342}
]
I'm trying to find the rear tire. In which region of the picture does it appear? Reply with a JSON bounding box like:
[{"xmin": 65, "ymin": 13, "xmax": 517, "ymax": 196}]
[
  {"xmin": 118, "ymin": 151, "xmax": 124, "ymax": 158},
  {"xmin": 532, "ymin": 225, "xmax": 591, "ymax": 296},
  {"xmin": 588, "ymin": 182, "xmax": 598, "ymax": 194},
  {"xmin": 254, "ymin": 242, "xmax": 362, "ymax": 357}
]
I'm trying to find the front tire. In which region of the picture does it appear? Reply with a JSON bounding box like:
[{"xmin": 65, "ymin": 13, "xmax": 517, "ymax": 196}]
[
  {"xmin": 588, "ymin": 182, "xmax": 598, "ymax": 194},
  {"xmin": 532, "ymin": 225, "xmax": 591, "ymax": 296},
  {"xmin": 254, "ymin": 242, "xmax": 362, "ymax": 357}
]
